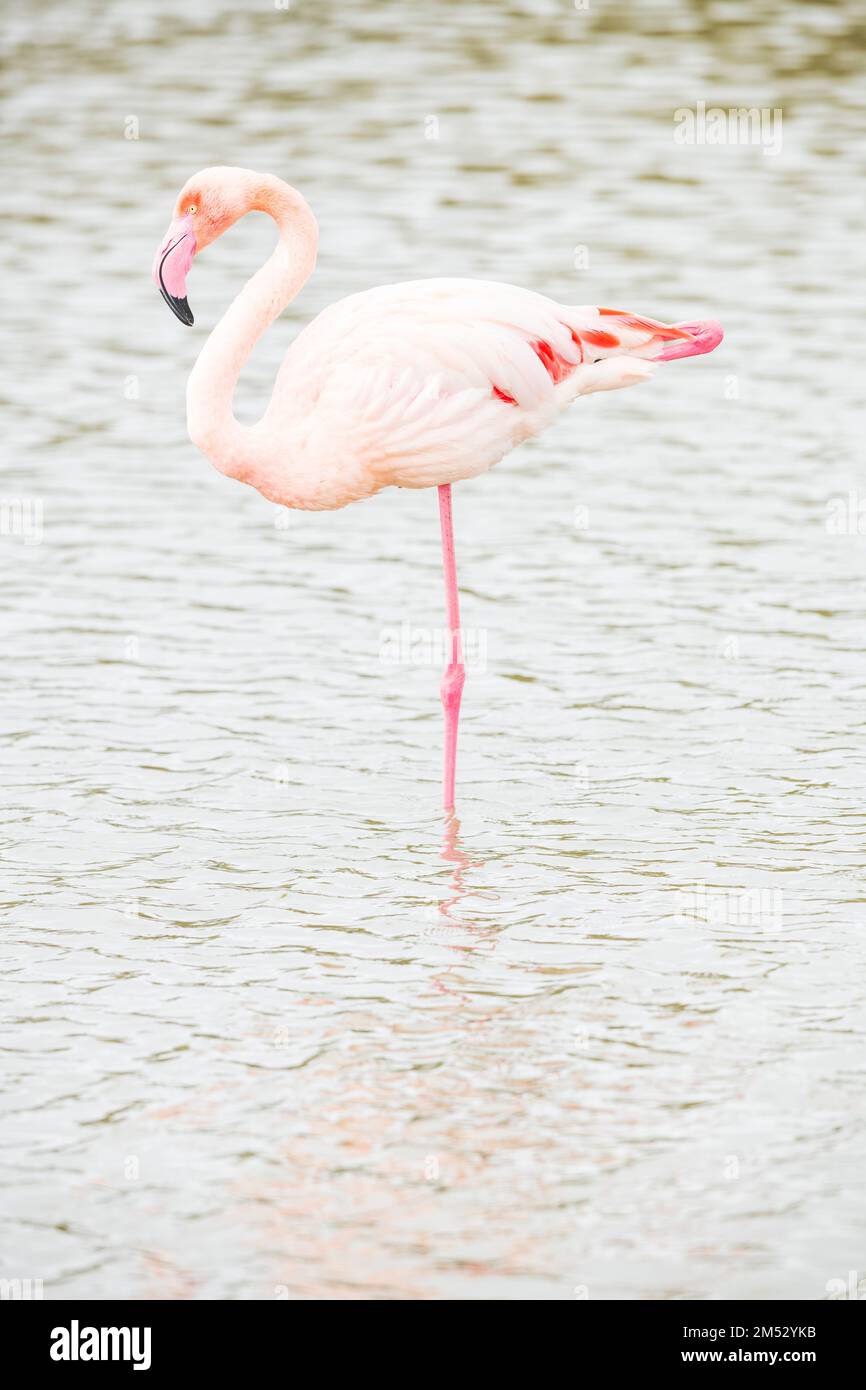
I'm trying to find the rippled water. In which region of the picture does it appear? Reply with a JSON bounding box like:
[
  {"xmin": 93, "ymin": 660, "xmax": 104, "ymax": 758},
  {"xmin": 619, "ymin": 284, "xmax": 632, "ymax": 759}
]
[{"xmin": 2, "ymin": 0, "xmax": 865, "ymax": 1300}]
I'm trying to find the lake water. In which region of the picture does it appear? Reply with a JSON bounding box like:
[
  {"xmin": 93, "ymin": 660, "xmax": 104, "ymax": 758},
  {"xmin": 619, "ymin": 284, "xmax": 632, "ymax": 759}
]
[{"xmin": 2, "ymin": 0, "xmax": 865, "ymax": 1300}]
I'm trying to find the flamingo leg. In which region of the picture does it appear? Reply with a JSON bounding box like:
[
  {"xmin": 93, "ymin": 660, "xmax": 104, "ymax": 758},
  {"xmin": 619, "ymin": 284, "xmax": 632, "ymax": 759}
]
[{"xmin": 437, "ymin": 484, "xmax": 466, "ymax": 811}]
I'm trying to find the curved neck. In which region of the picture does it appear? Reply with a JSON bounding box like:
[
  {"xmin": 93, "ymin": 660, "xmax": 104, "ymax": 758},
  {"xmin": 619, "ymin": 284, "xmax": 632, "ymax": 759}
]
[{"xmin": 186, "ymin": 177, "xmax": 318, "ymax": 478}]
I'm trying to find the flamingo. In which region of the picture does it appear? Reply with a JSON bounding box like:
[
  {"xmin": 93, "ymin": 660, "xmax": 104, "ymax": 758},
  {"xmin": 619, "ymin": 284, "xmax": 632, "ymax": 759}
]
[{"xmin": 153, "ymin": 167, "xmax": 723, "ymax": 810}]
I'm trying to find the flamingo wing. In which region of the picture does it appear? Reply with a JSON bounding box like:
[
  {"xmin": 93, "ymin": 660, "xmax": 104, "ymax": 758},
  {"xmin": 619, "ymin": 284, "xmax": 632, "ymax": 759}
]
[{"xmin": 269, "ymin": 280, "xmax": 700, "ymax": 495}]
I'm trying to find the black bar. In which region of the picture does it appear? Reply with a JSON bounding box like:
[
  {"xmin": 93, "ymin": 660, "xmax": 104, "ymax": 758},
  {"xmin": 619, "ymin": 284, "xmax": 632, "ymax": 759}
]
[{"xmin": 8, "ymin": 1297, "xmax": 862, "ymax": 1373}]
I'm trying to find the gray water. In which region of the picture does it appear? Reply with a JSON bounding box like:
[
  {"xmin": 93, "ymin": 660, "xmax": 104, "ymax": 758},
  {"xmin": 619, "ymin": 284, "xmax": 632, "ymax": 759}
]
[{"xmin": 2, "ymin": 0, "xmax": 865, "ymax": 1300}]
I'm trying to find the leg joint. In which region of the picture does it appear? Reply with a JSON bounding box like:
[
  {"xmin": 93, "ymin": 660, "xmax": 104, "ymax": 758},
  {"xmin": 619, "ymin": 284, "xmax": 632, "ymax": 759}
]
[{"xmin": 440, "ymin": 661, "xmax": 466, "ymax": 712}]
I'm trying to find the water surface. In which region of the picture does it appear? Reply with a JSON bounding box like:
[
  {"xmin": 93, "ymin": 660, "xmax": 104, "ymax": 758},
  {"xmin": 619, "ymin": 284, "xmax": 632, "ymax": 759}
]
[{"xmin": 2, "ymin": 0, "xmax": 865, "ymax": 1299}]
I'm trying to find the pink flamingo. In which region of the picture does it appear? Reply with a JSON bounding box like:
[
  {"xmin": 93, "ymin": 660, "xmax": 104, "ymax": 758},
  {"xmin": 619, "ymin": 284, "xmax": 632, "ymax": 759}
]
[{"xmin": 153, "ymin": 167, "xmax": 723, "ymax": 810}]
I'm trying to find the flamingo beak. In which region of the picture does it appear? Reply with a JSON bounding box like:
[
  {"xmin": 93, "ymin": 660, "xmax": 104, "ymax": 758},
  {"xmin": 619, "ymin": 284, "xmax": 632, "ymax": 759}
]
[{"xmin": 152, "ymin": 215, "xmax": 196, "ymax": 326}]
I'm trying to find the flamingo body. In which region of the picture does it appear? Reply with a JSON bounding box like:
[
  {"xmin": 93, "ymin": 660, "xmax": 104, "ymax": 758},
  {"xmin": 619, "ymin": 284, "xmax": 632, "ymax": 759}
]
[
  {"xmin": 153, "ymin": 168, "xmax": 723, "ymax": 805},
  {"xmin": 264, "ymin": 280, "xmax": 719, "ymax": 510}
]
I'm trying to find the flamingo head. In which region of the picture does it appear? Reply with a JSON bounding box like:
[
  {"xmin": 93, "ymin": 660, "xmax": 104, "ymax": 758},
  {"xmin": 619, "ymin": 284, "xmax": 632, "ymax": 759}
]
[{"xmin": 152, "ymin": 167, "xmax": 256, "ymax": 326}]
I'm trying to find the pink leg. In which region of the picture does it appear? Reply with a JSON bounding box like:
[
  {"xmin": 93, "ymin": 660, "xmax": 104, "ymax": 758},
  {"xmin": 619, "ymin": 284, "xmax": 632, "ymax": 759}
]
[{"xmin": 438, "ymin": 484, "xmax": 465, "ymax": 811}]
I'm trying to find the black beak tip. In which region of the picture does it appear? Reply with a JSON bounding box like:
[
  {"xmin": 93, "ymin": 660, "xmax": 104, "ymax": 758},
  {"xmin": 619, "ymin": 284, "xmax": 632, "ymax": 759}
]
[
  {"xmin": 158, "ymin": 284, "xmax": 194, "ymax": 326},
  {"xmin": 174, "ymin": 297, "xmax": 194, "ymax": 327}
]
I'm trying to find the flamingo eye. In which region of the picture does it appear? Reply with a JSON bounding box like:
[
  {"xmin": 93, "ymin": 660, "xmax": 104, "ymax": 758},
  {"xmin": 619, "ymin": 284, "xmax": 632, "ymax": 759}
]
[{"xmin": 187, "ymin": 204, "xmax": 197, "ymax": 215}]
